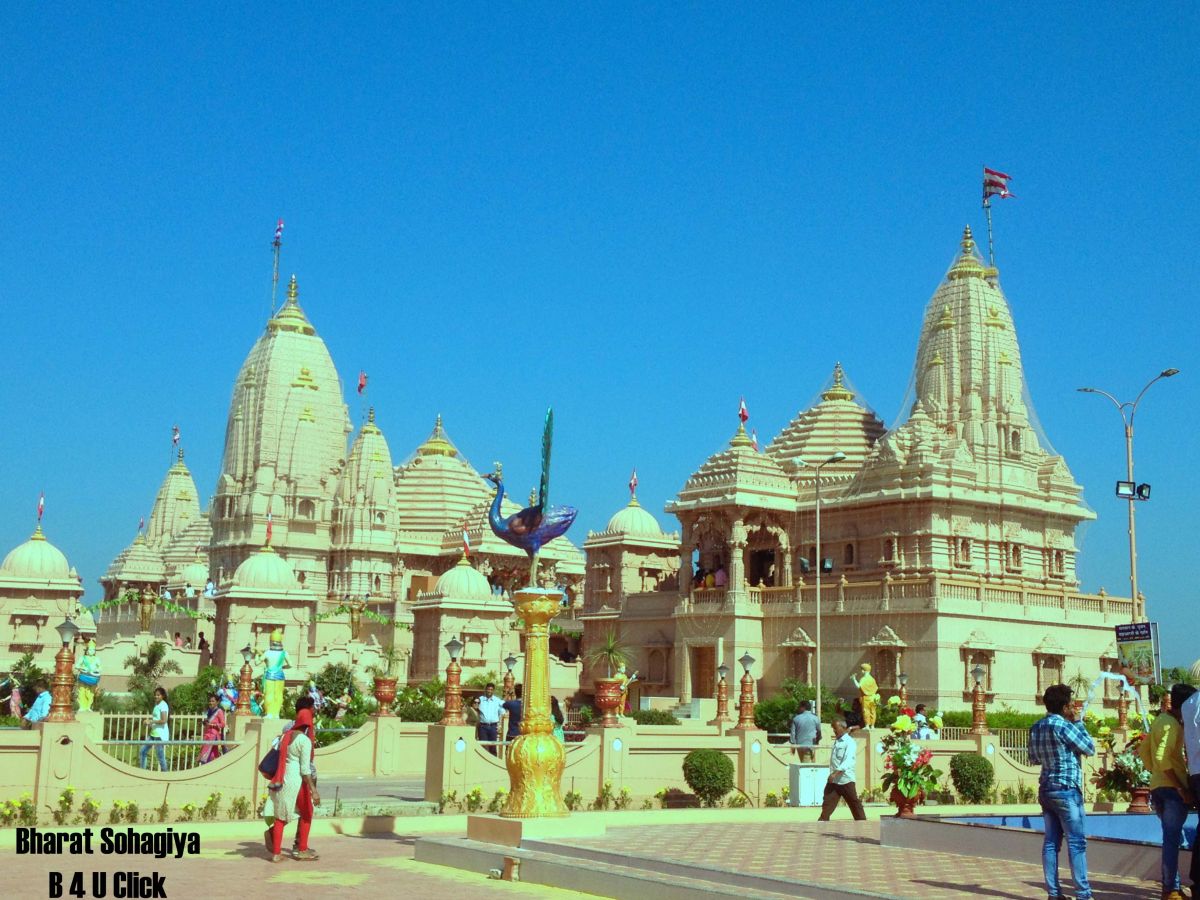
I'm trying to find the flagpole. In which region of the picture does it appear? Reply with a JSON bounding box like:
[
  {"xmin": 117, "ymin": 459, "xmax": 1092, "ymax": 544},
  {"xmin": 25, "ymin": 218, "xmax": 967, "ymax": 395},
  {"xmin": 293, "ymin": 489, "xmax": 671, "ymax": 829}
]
[
  {"xmin": 983, "ymin": 196, "xmax": 996, "ymax": 268},
  {"xmin": 270, "ymin": 220, "xmax": 284, "ymax": 316}
]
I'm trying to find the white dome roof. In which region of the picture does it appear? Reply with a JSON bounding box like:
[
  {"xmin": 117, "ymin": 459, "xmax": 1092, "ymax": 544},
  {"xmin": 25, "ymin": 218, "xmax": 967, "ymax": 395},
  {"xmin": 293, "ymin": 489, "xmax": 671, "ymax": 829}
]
[
  {"xmin": 1, "ymin": 527, "xmax": 71, "ymax": 579},
  {"xmin": 231, "ymin": 547, "xmax": 301, "ymax": 592},
  {"xmin": 605, "ymin": 498, "xmax": 663, "ymax": 537},
  {"xmin": 178, "ymin": 560, "xmax": 209, "ymax": 588},
  {"xmin": 435, "ymin": 557, "xmax": 492, "ymax": 601}
]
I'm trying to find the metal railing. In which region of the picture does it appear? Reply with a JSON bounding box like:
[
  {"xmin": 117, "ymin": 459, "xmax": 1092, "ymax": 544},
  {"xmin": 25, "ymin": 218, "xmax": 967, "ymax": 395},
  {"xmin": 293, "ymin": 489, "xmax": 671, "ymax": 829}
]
[
  {"xmin": 98, "ymin": 713, "xmax": 211, "ymax": 769},
  {"xmin": 94, "ymin": 739, "xmax": 241, "ymax": 771},
  {"xmin": 476, "ymin": 730, "xmax": 588, "ymax": 754}
]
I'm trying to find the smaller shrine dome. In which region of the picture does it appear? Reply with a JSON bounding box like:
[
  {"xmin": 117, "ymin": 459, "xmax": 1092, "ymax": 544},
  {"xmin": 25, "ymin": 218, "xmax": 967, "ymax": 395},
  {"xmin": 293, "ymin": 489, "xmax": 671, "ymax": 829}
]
[
  {"xmin": 177, "ymin": 558, "xmax": 209, "ymax": 589},
  {"xmin": 1, "ymin": 526, "xmax": 72, "ymax": 579},
  {"xmin": 435, "ymin": 556, "xmax": 492, "ymax": 601},
  {"xmin": 605, "ymin": 498, "xmax": 663, "ymax": 537},
  {"xmin": 231, "ymin": 547, "xmax": 301, "ymax": 592}
]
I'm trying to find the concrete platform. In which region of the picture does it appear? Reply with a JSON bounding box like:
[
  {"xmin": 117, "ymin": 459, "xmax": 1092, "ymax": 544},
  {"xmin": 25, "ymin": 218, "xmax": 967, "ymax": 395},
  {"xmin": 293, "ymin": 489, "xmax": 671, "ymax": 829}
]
[{"xmin": 467, "ymin": 813, "xmax": 607, "ymax": 847}]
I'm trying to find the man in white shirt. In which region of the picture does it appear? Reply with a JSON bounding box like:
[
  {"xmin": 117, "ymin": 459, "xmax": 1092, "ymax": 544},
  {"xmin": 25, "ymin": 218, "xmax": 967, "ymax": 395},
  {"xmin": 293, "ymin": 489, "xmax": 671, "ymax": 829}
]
[
  {"xmin": 818, "ymin": 718, "xmax": 866, "ymax": 821},
  {"xmin": 474, "ymin": 682, "xmax": 504, "ymax": 755},
  {"xmin": 1181, "ymin": 687, "xmax": 1199, "ymax": 891}
]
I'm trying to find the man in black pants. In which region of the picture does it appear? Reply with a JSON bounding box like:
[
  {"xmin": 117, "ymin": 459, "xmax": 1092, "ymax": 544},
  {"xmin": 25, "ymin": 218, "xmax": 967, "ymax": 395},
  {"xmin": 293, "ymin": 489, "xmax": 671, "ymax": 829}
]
[{"xmin": 818, "ymin": 718, "xmax": 866, "ymax": 821}]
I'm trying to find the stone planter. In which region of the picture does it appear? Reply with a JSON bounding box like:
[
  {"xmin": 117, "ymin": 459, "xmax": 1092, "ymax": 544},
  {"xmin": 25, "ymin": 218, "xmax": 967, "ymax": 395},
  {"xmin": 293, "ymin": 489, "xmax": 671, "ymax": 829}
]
[
  {"xmin": 372, "ymin": 676, "xmax": 398, "ymax": 716},
  {"xmin": 890, "ymin": 787, "xmax": 924, "ymax": 818},
  {"xmin": 1127, "ymin": 786, "xmax": 1152, "ymax": 814},
  {"xmin": 593, "ymin": 677, "xmax": 624, "ymax": 727}
]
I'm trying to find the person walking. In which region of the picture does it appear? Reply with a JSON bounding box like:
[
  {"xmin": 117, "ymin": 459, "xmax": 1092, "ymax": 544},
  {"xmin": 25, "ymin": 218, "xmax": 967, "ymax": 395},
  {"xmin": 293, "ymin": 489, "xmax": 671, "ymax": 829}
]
[
  {"xmin": 139, "ymin": 686, "xmax": 170, "ymax": 771},
  {"xmin": 551, "ymin": 695, "xmax": 566, "ymax": 743},
  {"xmin": 1141, "ymin": 683, "xmax": 1196, "ymax": 900},
  {"xmin": 1027, "ymin": 684, "xmax": 1095, "ymax": 900},
  {"xmin": 267, "ymin": 707, "xmax": 319, "ymax": 862},
  {"xmin": 1180, "ymin": 685, "xmax": 1200, "ymax": 894},
  {"xmin": 790, "ymin": 699, "xmax": 821, "ymax": 762},
  {"xmin": 818, "ymin": 719, "xmax": 866, "ymax": 821},
  {"xmin": 502, "ymin": 684, "xmax": 524, "ymax": 744},
  {"xmin": 474, "ymin": 682, "xmax": 503, "ymax": 755},
  {"xmin": 198, "ymin": 693, "xmax": 226, "ymax": 764},
  {"xmin": 20, "ymin": 679, "xmax": 50, "ymax": 728}
]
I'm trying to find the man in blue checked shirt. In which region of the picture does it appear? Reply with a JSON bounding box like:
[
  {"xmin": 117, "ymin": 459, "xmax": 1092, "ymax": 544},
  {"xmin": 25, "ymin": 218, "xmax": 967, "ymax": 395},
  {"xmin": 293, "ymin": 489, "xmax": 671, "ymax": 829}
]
[{"xmin": 1028, "ymin": 683, "xmax": 1096, "ymax": 900}]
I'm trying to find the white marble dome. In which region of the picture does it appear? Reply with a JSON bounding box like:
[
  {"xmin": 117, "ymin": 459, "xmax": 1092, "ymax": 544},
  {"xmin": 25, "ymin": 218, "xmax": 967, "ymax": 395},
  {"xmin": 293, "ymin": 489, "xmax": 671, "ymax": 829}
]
[
  {"xmin": 605, "ymin": 498, "xmax": 663, "ymax": 537},
  {"xmin": 435, "ymin": 557, "xmax": 492, "ymax": 601},
  {"xmin": 231, "ymin": 547, "xmax": 301, "ymax": 591},
  {"xmin": 1, "ymin": 526, "xmax": 71, "ymax": 579}
]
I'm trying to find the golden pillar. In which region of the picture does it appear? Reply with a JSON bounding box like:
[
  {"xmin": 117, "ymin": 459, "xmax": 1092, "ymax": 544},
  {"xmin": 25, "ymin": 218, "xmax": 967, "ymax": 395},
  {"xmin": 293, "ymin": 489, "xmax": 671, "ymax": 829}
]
[{"xmin": 501, "ymin": 588, "xmax": 567, "ymax": 818}]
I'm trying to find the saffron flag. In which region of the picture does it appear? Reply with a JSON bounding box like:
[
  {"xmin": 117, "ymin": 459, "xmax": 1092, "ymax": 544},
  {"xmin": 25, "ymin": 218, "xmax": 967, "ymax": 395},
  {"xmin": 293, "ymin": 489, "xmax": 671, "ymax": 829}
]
[
  {"xmin": 751, "ymin": 429, "xmax": 759, "ymax": 452},
  {"xmin": 983, "ymin": 167, "xmax": 1014, "ymax": 201},
  {"xmin": 172, "ymin": 424, "xmax": 180, "ymax": 447},
  {"xmin": 462, "ymin": 530, "xmax": 471, "ymax": 557},
  {"xmin": 265, "ymin": 513, "xmax": 273, "ymax": 546},
  {"xmin": 357, "ymin": 371, "xmax": 368, "ymax": 395},
  {"xmin": 274, "ymin": 218, "xmax": 285, "ymax": 245},
  {"xmin": 629, "ymin": 468, "xmax": 638, "ymax": 497},
  {"xmin": 738, "ymin": 397, "xmax": 749, "ymax": 424},
  {"xmin": 37, "ymin": 492, "xmax": 44, "ymax": 522}
]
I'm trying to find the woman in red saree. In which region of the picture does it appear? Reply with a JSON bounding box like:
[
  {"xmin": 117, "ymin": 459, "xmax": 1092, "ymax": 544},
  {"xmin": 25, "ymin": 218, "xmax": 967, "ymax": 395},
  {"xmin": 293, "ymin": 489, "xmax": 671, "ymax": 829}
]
[
  {"xmin": 267, "ymin": 707, "xmax": 319, "ymax": 861},
  {"xmin": 198, "ymin": 694, "xmax": 226, "ymax": 764}
]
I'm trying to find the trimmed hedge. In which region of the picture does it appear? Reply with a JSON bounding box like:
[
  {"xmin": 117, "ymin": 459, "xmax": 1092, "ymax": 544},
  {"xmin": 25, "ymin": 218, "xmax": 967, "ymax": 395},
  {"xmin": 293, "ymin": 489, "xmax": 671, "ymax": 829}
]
[
  {"xmin": 629, "ymin": 709, "xmax": 680, "ymax": 726},
  {"xmin": 682, "ymin": 748, "xmax": 734, "ymax": 807},
  {"xmin": 949, "ymin": 753, "xmax": 994, "ymax": 803}
]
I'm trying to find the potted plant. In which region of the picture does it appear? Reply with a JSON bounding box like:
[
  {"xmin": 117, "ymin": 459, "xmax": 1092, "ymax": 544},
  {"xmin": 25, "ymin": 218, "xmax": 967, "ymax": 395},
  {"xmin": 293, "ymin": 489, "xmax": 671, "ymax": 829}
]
[
  {"xmin": 1092, "ymin": 728, "xmax": 1152, "ymax": 813},
  {"xmin": 370, "ymin": 645, "xmax": 403, "ymax": 716},
  {"xmin": 879, "ymin": 712, "xmax": 943, "ymax": 817},
  {"xmin": 1067, "ymin": 670, "xmax": 1091, "ymax": 716},
  {"xmin": 585, "ymin": 631, "xmax": 631, "ymax": 727}
]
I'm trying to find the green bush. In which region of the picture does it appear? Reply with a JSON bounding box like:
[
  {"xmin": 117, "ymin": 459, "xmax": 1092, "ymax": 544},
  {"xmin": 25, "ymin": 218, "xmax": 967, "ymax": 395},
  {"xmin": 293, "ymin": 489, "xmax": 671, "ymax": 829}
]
[
  {"xmin": 949, "ymin": 753, "xmax": 994, "ymax": 804},
  {"xmin": 169, "ymin": 666, "xmax": 228, "ymax": 714},
  {"xmin": 755, "ymin": 680, "xmax": 843, "ymax": 732},
  {"xmin": 629, "ymin": 709, "xmax": 679, "ymax": 726},
  {"xmin": 682, "ymin": 749, "xmax": 734, "ymax": 807},
  {"xmin": 393, "ymin": 683, "xmax": 443, "ymax": 722}
]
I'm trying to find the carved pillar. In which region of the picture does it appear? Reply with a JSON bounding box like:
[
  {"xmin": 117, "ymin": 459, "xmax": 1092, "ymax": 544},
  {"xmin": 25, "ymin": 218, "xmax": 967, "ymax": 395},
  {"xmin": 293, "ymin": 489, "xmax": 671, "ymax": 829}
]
[
  {"xmin": 728, "ymin": 519, "xmax": 747, "ymax": 593},
  {"xmin": 676, "ymin": 641, "xmax": 692, "ymax": 704}
]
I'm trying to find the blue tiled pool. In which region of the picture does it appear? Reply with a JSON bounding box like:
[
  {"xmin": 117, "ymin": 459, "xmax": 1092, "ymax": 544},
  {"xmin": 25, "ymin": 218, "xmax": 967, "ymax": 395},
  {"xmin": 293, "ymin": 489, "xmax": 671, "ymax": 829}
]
[{"xmin": 947, "ymin": 813, "xmax": 1198, "ymax": 847}]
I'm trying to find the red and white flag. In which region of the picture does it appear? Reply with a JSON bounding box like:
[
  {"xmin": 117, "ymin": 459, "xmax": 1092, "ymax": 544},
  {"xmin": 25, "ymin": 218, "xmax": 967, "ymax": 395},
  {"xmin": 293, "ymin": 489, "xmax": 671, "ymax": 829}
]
[
  {"xmin": 265, "ymin": 513, "xmax": 273, "ymax": 546},
  {"xmin": 37, "ymin": 492, "xmax": 44, "ymax": 522},
  {"xmin": 462, "ymin": 529, "xmax": 471, "ymax": 557},
  {"xmin": 172, "ymin": 424, "xmax": 180, "ymax": 447},
  {"xmin": 738, "ymin": 397, "xmax": 749, "ymax": 424},
  {"xmin": 983, "ymin": 167, "xmax": 1015, "ymax": 201},
  {"xmin": 274, "ymin": 218, "xmax": 285, "ymax": 246},
  {"xmin": 357, "ymin": 371, "xmax": 368, "ymax": 395},
  {"xmin": 751, "ymin": 429, "xmax": 759, "ymax": 452},
  {"xmin": 628, "ymin": 468, "xmax": 638, "ymax": 497}
]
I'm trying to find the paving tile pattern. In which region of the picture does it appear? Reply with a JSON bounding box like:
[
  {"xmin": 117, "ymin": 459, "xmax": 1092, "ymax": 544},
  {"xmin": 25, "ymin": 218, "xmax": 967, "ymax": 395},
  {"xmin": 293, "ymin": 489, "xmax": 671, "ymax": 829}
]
[{"xmin": 560, "ymin": 821, "xmax": 1166, "ymax": 899}]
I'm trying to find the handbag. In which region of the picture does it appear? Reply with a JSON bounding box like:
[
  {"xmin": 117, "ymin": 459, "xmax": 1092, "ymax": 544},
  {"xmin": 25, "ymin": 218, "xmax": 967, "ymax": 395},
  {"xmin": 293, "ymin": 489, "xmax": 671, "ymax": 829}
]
[{"xmin": 258, "ymin": 746, "xmax": 280, "ymax": 779}]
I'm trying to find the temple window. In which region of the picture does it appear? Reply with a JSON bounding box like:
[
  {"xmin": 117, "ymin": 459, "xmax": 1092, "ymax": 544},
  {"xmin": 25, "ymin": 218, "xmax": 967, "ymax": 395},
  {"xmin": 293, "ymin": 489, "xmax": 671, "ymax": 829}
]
[
  {"xmin": 1011, "ymin": 430, "xmax": 1021, "ymax": 452},
  {"xmin": 1036, "ymin": 654, "xmax": 1063, "ymax": 697},
  {"xmin": 298, "ymin": 499, "xmax": 316, "ymax": 520},
  {"xmin": 883, "ymin": 539, "xmax": 895, "ymax": 563},
  {"xmin": 1053, "ymin": 550, "xmax": 1065, "ymax": 575},
  {"xmin": 955, "ymin": 538, "xmax": 972, "ymax": 566},
  {"xmin": 647, "ymin": 649, "xmax": 667, "ymax": 684},
  {"xmin": 373, "ymin": 575, "xmax": 382, "ymax": 593},
  {"xmin": 789, "ymin": 648, "xmax": 811, "ymax": 683},
  {"xmin": 875, "ymin": 649, "xmax": 897, "ymax": 687},
  {"xmin": 1007, "ymin": 543, "xmax": 1022, "ymax": 571},
  {"xmin": 375, "ymin": 511, "xmax": 386, "ymax": 525},
  {"xmin": 1101, "ymin": 657, "xmax": 1121, "ymax": 701},
  {"xmin": 843, "ymin": 544, "xmax": 855, "ymax": 566}
]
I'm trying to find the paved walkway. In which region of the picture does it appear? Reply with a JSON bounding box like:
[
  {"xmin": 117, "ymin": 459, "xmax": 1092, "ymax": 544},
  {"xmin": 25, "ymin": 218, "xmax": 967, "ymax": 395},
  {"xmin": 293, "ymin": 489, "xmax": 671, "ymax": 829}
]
[{"xmin": 557, "ymin": 820, "xmax": 1165, "ymax": 898}]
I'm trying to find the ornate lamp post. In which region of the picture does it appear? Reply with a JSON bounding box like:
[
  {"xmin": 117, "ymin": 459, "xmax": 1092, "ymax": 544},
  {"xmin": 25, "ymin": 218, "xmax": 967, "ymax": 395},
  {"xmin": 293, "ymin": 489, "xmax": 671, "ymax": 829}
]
[
  {"xmin": 1116, "ymin": 690, "xmax": 1129, "ymax": 730},
  {"xmin": 1078, "ymin": 368, "xmax": 1179, "ymax": 622},
  {"xmin": 970, "ymin": 664, "xmax": 990, "ymax": 735},
  {"xmin": 799, "ymin": 451, "xmax": 846, "ymax": 720},
  {"xmin": 898, "ymin": 672, "xmax": 909, "ymax": 706},
  {"xmin": 708, "ymin": 663, "xmax": 731, "ymax": 726},
  {"xmin": 732, "ymin": 652, "xmax": 759, "ymax": 731},
  {"xmin": 236, "ymin": 644, "xmax": 254, "ymax": 716},
  {"xmin": 440, "ymin": 638, "xmax": 467, "ymax": 726},
  {"xmin": 48, "ymin": 617, "xmax": 80, "ymax": 723},
  {"xmin": 503, "ymin": 653, "xmax": 518, "ymax": 700}
]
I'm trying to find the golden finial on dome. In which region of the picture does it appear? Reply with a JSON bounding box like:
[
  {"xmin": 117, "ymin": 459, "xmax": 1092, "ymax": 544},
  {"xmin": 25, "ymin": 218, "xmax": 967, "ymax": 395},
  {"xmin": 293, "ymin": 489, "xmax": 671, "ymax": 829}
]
[
  {"xmin": 730, "ymin": 422, "xmax": 755, "ymax": 448},
  {"xmin": 31, "ymin": 524, "xmax": 45, "ymax": 541},
  {"xmin": 929, "ymin": 350, "xmax": 944, "ymax": 367},
  {"xmin": 287, "ymin": 274, "xmax": 298, "ymax": 304},
  {"xmin": 418, "ymin": 414, "xmax": 457, "ymax": 457},
  {"xmin": 948, "ymin": 226, "xmax": 985, "ymax": 281},
  {"xmin": 821, "ymin": 361, "xmax": 855, "ymax": 402},
  {"xmin": 177, "ymin": 447, "xmax": 185, "ymax": 463},
  {"xmin": 368, "ymin": 407, "xmax": 375, "ymax": 424},
  {"xmin": 935, "ymin": 304, "xmax": 955, "ymax": 330},
  {"xmin": 961, "ymin": 225, "xmax": 975, "ymax": 254}
]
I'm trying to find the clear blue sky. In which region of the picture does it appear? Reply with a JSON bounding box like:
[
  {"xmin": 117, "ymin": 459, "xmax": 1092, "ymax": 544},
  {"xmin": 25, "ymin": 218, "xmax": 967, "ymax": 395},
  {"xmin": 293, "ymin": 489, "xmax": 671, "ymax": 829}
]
[{"xmin": 1, "ymin": 8, "xmax": 1195, "ymax": 666}]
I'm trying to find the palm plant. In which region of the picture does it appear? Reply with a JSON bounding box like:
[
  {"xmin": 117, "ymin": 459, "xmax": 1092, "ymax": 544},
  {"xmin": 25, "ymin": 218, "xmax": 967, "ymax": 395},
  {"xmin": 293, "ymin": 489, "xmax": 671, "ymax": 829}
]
[
  {"xmin": 585, "ymin": 631, "xmax": 632, "ymax": 679},
  {"xmin": 124, "ymin": 641, "xmax": 182, "ymax": 691}
]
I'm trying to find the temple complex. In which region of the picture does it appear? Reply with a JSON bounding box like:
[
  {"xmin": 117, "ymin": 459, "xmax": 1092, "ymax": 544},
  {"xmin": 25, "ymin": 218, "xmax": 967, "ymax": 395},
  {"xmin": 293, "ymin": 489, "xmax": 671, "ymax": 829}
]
[{"xmin": 585, "ymin": 227, "xmax": 1134, "ymax": 713}]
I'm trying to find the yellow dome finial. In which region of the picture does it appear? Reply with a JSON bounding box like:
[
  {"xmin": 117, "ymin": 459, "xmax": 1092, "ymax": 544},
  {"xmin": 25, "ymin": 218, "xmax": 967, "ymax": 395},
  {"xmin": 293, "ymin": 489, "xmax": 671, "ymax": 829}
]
[
  {"xmin": 948, "ymin": 226, "xmax": 984, "ymax": 281},
  {"xmin": 961, "ymin": 225, "xmax": 975, "ymax": 254},
  {"xmin": 822, "ymin": 361, "xmax": 855, "ymax": 402},
  {"xmin": 368, "ymin": 406, "xmax": 375, "ymax": 424},
  {"xmin": 287, "ymin": 274, "xmax": 298, "ymax": 304}
]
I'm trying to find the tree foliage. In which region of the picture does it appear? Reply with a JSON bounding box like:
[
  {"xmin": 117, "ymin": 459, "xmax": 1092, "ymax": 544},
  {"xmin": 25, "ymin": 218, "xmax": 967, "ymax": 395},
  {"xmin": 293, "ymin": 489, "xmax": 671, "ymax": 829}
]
[{"xmin": 682, "ymin": 748, "xmax": 734, "ymax": 807}]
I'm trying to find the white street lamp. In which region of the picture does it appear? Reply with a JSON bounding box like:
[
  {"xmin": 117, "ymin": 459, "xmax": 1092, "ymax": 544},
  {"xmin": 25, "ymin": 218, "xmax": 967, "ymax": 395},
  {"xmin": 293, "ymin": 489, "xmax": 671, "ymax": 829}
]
[
  {"xmin": 1078, "ymin": 368, "xmax": 1179, "ymax": 622},
  {"xmin": 797, "ymin": 450, "xmax": 846, "ymax": 719}
]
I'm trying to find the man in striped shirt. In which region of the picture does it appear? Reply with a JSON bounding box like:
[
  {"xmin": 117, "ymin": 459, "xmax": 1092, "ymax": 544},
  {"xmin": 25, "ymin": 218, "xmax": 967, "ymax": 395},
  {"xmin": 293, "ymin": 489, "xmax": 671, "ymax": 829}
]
[{"xmin": 1028, "ymin": 684, "xmax": 1096, "ymax": 900}]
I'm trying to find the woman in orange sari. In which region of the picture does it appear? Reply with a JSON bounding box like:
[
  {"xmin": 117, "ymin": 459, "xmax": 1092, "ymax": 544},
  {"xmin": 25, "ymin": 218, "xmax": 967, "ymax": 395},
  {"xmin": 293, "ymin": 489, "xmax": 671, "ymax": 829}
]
[{"xmin": 267, "ymin": 707, "xmax": 319, "ymax": 861}]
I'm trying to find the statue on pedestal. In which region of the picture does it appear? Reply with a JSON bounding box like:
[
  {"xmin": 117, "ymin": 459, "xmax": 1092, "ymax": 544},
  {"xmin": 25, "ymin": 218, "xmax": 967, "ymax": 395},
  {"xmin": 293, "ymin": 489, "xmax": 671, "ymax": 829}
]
[
  {"xmin": 75, "ymin": 640, "xmax": 101, "ymax": 711},
  {"xmin": 852, "ymin": 663, "xmax": 879, "ymax": 728},
  {"xmin": 138, "ymin": 586, "xmax": 157, "ymax": 633},
  {"xmin": 348, "ymin": 596, "xmax": 367, "ymax": 642},
  {"xmin": 262, "ymin": 629, "xmax": 290, "ymax": 718}
]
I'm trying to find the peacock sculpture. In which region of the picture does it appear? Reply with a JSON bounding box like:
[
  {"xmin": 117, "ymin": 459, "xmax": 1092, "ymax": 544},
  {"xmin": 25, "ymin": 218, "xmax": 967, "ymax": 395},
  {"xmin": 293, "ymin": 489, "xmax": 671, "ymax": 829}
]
[{"xmin": 484, "ymin": 408, "xmax": 578, "ymax": 585}]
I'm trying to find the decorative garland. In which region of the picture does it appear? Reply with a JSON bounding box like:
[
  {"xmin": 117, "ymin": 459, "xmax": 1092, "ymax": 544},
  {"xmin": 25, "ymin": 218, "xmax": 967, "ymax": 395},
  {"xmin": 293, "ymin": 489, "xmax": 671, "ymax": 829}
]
[
  {"xmin": 314, "ymin": 604, "xmax": 411, "ymax": 630},
  {"xmin": 88, "ymin": 591, "xmax": 212, "ymax": 622}
]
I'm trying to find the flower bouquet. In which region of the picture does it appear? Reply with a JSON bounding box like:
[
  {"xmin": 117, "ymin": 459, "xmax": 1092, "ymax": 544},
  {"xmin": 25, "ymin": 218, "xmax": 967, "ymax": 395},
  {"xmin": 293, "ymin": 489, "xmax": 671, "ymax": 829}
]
[
  {"xmin": 1092, "ymin": 729, "xmax": 1151, "ymax": 812},
  {"xmin": 880, "ymin": 711, "xmax": 943, "ymax": 817}
]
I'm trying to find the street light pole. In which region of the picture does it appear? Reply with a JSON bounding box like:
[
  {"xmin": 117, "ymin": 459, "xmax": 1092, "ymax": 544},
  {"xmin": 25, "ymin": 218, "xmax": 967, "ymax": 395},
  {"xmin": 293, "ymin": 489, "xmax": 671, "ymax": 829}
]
[
  {"xmin": 1078, "ymin": 368, "xmax": 1179, "ymax": 622},
  {"xmin": 801, "ymin": 451, "xmax": 846, "ymax": 721}
]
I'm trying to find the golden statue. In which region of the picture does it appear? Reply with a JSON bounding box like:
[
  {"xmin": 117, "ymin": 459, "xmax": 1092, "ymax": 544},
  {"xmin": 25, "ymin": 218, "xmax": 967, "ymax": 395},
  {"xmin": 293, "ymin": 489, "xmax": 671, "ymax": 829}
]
[
  {"xmin": 852, "ymin": 663, "xmax": 879, "ymax": 728},
  {"xmin": 138, "ymin": 586, "xmax": 157, "ymax": 633}
]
